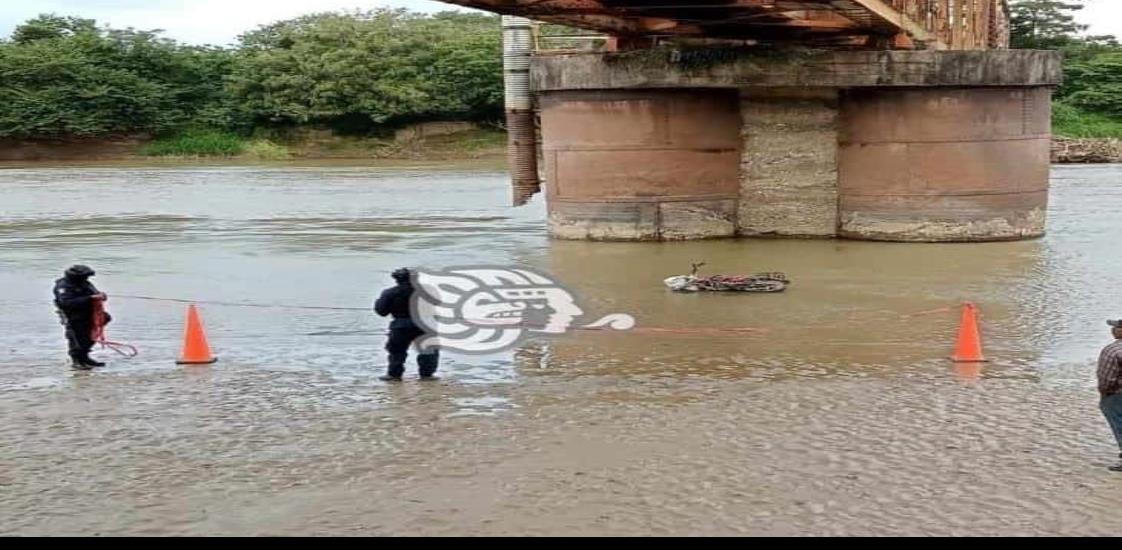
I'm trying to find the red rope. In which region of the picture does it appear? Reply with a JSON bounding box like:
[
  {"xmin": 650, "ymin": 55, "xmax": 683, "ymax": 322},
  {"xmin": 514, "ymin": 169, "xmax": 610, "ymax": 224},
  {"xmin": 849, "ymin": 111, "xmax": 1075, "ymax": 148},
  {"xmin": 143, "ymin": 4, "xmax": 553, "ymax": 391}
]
[{"xmin": 91, "ymin": 300, "xmax": 138, "ymax": 358}]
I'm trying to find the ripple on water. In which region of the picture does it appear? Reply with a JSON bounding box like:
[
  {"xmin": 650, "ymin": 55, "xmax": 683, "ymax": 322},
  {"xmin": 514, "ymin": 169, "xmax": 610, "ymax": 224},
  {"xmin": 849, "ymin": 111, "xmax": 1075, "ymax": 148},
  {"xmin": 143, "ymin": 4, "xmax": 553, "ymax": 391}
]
[{"xmin": 1, "ymin": 165, "xmax": 1121, "ymax": 535}]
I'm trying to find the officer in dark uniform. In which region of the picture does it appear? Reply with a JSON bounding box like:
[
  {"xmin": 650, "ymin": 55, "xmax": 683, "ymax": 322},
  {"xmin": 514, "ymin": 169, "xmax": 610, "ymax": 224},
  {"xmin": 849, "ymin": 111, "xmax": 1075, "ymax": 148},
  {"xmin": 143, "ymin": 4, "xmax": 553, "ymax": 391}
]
[
  {"xmin": 53, "ymin": 265, "xmax": 110, "ymax": 369},
  {"xmin": 374, "ymin": 268, "xmax": 439, "ymax": 381}
]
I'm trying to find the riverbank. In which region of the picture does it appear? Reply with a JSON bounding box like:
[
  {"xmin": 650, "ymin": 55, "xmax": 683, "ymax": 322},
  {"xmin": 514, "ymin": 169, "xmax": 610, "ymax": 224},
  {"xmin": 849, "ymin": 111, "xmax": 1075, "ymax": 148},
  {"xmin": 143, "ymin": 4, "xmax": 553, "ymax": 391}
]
[
  {"xmin": 1051, "ymin": 104, "xmax": 1122, "ymax": 162},
  {"xmin": 1052, "ymin": 137, "xmax": 1122, "ymax": 164},
  {"xmin": 0, "ymin": 125, "xmax": 508, "ymax": 164},
  {"xmin": 3, "ymin": 131, "xmax": 1121, "ymax": 165}
]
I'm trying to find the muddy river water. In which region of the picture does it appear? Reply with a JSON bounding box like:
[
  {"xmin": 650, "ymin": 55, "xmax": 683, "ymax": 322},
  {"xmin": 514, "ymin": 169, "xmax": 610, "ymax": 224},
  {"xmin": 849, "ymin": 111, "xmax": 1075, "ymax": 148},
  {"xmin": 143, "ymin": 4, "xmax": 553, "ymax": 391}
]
[{"xmin": 1, "ymin": 163, "xmax": 1121, "ymax": 535}]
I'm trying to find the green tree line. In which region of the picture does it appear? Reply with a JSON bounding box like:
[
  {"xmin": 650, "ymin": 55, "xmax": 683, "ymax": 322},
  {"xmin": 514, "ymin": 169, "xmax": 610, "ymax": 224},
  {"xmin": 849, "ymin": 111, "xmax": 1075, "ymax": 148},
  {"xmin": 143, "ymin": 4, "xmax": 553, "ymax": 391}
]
[
  {"xmin": 0, "ymin": 5, "xmax": 1118, "ymax": 144},
  {"xmin": 0, "ymin": 9, "xmax": 503, "ymax": 141},
  {"xmin": 1010, "ymin": 0, "xmax": 1122, "ymax": 137}
]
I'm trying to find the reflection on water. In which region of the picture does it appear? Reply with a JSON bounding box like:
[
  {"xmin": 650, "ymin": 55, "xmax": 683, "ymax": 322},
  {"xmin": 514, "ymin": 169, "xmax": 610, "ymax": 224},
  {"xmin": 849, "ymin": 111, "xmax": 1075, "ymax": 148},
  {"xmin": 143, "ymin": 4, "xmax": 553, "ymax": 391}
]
[{"xmin": 1, "ymin": 163, "xmax": 1121, "ymax": 535}]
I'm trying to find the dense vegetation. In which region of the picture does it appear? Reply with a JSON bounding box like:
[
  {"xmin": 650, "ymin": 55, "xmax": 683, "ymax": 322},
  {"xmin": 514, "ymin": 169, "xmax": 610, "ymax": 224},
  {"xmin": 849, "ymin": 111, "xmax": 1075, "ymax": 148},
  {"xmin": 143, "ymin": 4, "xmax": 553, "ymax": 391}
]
[
  {"xmin": 1010, "ymin": 1, "xmax": 1122, "ymax": 137},
  {"xmin": 0, "ymin": 4, "xmax": 1118, "ymax": 156},
  {"xmin": 0, "ymin": 10, "xmax": 503, "ymax": 154}
]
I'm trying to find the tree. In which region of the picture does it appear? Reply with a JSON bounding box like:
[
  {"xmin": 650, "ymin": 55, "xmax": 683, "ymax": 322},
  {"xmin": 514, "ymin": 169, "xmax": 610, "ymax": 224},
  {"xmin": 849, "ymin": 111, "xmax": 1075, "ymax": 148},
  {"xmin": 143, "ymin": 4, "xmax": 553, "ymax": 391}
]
[
  {"xmin": 0, "ymin": 10, "xmax": 506, "ymax": 140},
  {"xmin": 10, "ymin": 14, "xmax": 97, "ymax": 44},
  {"xmin": 1008, "ymin": 1, "xmax": 1121, "ymax": 122},
  {"xmin": 1009, "ymin": 0, "xmax": 1088, "ymax": 50},
  {"xmin": 0, "ymin": 16, "xmax": 238, "ymax": 139},
  {"xmin": 229, "ymin": 9, "xmax": 502, "ymax": 132},
  {"xmin": 1063, "ymin": 51, "xmax": 1122, "ymax": 117},
  {"xmin": 0, "ymin": 37, "xmax": 169, "ymax": 138}
]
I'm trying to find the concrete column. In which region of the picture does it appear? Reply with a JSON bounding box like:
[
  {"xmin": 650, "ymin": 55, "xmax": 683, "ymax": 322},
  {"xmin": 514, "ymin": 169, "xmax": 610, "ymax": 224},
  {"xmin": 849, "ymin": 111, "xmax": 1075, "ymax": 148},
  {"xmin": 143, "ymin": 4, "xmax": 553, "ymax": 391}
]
[
  {"xmin": 739, "ymin": 89, "xmax": 839, "ymax": 237},
  {"xmin": 541, "ymin": 89, "xmax": 741, "ymax": 241},
  {"xmin": 838, "ymin": 87, "xmax": 1051, "ymax": 242},
  {"xmin": 502, "ymin": 16, "xmax": 540, "ymax": 206}
]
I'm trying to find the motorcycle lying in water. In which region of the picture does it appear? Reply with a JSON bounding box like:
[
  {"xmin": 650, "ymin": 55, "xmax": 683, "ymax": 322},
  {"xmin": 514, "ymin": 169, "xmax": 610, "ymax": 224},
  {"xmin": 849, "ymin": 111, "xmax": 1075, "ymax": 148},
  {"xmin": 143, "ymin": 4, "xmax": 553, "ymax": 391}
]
[{"xmin": 663, "ymin": 263, "xmax": 789, "ymax": 293}]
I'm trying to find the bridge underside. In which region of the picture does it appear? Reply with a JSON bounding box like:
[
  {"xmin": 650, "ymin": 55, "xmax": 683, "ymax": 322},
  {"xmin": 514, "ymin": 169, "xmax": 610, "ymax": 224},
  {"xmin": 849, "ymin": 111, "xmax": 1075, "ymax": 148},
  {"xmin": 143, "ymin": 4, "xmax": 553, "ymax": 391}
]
[
  {"xmin": 447, "ymin": 0, "xmax": 1008, "ymax": 50},
  {"xmin": 442, "ymin": 1, "xmax": 1058, "ymax": 242}
]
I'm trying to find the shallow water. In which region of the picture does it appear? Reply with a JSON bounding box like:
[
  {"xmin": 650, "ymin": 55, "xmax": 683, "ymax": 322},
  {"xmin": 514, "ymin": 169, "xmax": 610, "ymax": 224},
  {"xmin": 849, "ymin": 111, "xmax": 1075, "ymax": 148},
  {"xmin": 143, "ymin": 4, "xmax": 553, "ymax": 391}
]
[{"xmin": 1, "ymin": 163, "xmax": 1120, "ymax": 535}]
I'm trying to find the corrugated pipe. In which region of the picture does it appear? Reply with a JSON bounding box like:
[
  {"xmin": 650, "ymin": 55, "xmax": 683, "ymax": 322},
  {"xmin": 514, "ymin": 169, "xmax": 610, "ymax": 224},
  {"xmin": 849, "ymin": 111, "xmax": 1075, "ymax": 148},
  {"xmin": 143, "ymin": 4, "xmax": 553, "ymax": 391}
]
[{"xmin": 502, "ymin": 16, "xmax": 540, "ymax": 207}]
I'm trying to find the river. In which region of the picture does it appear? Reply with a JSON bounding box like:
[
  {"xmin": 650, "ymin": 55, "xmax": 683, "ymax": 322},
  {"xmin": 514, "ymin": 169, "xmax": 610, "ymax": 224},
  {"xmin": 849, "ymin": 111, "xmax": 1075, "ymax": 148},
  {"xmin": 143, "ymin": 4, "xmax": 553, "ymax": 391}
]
[{"xmin": 1, "ymin": 163, "xmax": 1120, "ymax": 535}]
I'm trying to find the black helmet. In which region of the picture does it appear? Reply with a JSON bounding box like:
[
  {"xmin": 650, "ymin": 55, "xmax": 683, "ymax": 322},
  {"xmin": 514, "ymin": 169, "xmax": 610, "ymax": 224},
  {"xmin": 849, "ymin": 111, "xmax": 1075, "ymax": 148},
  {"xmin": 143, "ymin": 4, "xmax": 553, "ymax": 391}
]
[
  {"xmin": 391, "ymin": 268, "xmax": 412, "ymax": 283},
  {"xmin": 65, "ymin": 264, "xmax": 95, "ymax": 279}
]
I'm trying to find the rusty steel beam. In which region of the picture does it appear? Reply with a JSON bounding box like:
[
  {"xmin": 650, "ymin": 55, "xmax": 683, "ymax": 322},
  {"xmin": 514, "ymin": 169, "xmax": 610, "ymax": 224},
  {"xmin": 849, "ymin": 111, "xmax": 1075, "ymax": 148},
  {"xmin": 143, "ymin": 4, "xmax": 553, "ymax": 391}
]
[
  {"xmin": 834, "ymin": 0, "xmax": 943, "ymax": 46},
  {"xmin": 438, "ymin": 0, "xmax": 967, "ymax": 48}
]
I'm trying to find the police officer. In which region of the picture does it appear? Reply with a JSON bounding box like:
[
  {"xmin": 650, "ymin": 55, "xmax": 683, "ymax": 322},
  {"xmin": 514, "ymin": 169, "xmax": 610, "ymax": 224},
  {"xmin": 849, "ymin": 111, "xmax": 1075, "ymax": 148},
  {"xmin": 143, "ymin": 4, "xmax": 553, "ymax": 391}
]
[
  {"xmin": 374, "ymin": 268, "xmax": 439, "ymax": 381},
  {"xmin": 53, "ymin": 265, "xmax": 110, "ymax": 370}
]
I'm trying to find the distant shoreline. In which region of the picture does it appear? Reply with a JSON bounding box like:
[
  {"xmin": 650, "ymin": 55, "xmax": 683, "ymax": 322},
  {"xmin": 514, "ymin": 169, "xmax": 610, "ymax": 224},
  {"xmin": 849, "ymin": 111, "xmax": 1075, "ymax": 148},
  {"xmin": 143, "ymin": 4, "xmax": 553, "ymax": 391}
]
[
  {"xmin": 2, "ymin": 133, "xmax": 1120, "ymax": 166},
  {"xmin": 0, "ymin": 125, "xmax": 508, "ymax": 165},
  {"xmin": 1051, "ymin": 137, "xmax": 1122, "ymax": 164}
]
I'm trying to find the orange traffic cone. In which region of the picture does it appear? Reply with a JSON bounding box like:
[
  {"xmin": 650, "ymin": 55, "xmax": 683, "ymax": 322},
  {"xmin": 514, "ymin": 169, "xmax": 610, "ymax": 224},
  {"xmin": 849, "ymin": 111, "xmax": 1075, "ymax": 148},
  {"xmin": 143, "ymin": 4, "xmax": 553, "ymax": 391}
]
[
  {"xmin": 176, "ymin": 304, "xmax": 217, "ymax": 365},
  {"xmin": 952, "ymin": 302, "xmax": 987, "ymax": 363}
]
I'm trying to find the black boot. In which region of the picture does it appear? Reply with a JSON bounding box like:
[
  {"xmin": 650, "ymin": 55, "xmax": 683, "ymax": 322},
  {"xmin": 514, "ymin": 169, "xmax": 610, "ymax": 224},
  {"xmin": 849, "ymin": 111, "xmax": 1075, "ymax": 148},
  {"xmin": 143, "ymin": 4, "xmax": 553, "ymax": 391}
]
[
  {"xmin": 381, "ymin": 353, "xmax": 405, "ymax": 382},
  {"xmin": 418, "ymin": 351, "xmax": 440, "ymax": 380},
  {"xmin": 71, "ymin": 359, "xmax": 94, "ymax": 371},
  {"xmin": 77, "ymin": 348, "xmax": 104, "ymax": 368}
]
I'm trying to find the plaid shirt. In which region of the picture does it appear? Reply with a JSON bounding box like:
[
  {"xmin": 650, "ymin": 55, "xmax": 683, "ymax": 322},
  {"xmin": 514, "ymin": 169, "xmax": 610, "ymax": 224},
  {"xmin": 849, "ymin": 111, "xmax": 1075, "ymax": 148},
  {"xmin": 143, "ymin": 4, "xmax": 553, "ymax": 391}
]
[{"xmin": 1098, "ymin": 340, "xmax": 1122, "ymax": 396}]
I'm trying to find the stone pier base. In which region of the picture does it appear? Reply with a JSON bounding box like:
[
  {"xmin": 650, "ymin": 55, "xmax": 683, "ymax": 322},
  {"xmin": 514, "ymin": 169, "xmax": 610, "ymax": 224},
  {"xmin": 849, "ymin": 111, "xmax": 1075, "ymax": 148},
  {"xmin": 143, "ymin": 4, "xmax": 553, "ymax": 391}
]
[{"xmin": 532, "ymin": 49, "xmax": 1061, "ymax": 242}]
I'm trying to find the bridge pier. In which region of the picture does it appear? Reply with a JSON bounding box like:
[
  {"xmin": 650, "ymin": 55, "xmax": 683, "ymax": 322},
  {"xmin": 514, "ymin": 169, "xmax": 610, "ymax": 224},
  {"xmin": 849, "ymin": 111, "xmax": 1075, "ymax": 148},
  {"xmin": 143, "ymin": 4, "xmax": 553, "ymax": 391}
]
[
  {"xmin": 740, "ymin": 89, "xmax": 840, "ymax": 238},
  {"xmin": 542, "ymin": 89, "xmax": 741, "ymax": 240},
  {"xmin": 838, "ymin": 87, "xmax": 1052, "ymax": 242},
  {"xmin": 532, "ymin": 49, "xmax": 1062, "ymax": 243}
]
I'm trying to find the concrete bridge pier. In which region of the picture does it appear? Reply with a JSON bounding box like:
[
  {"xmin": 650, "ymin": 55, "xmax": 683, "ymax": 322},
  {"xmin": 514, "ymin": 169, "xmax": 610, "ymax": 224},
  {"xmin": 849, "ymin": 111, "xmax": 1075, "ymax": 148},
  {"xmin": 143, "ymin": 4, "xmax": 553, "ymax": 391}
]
[
  {"xmin": 837, "ymin": 87, "xmax": 1052, "ymax": 241},
  {"xmin": 532, "ymin": 50, "xmax": 1062, "ymax": 243},
  {"xmin": 542, "ymin": 89, "xmax": 742, "ymax": 240}
]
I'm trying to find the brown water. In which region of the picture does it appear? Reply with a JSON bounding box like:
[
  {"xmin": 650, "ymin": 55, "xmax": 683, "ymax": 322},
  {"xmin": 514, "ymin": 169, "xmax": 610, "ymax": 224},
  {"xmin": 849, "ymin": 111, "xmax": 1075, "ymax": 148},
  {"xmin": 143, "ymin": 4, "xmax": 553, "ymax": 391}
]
[{"xmin": 1, "ymin": 163, "xmax": 1121, "ymax": 535}]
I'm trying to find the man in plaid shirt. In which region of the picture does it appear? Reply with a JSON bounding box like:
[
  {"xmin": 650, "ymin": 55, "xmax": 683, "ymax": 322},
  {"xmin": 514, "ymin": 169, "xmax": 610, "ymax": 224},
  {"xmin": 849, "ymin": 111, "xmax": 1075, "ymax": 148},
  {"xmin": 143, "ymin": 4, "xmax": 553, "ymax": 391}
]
[{"xmin": 1099, "ymin": 320, "xmax": 1122, "ymax": 471}]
